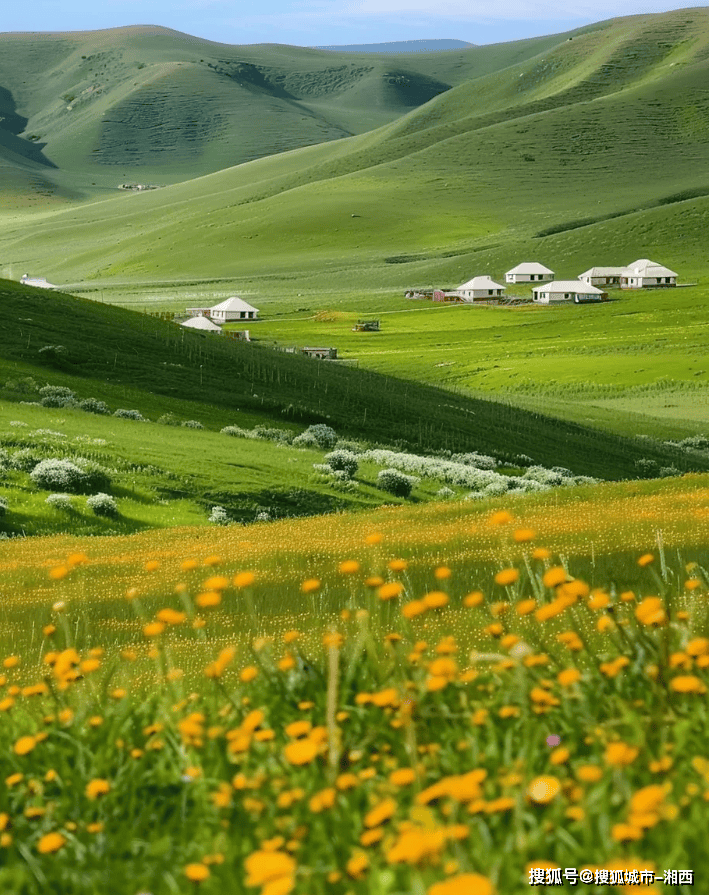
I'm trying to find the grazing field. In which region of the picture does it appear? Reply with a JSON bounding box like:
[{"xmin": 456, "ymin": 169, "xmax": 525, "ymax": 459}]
[{"xmin": 0, "ymin": 478, "xmax": 707, "ymax": 893}]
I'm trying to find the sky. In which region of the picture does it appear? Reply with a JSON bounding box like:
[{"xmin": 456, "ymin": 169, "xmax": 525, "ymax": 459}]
[{"xmin": 3, "ymin": 0, "xmax": 697, "ymax": 47}]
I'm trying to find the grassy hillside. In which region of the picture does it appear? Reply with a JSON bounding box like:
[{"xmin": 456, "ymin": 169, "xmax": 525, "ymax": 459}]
[
  {"xmin": 2, "ymin": 10, "xmax": 709, "ymax": 439},
  {"xmin": 0, "ymin": 25, "xmax": 566, "ymax": 202},
  {"xmin": 1, "ymin": 278, "xmax": 706, "ymax": 486},
  {"xmin": 2, "ymin": 9, "xmax": 708, "ymax": 279}
]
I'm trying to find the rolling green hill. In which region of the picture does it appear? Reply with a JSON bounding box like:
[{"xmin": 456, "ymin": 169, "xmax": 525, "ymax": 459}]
[
  {"xmin": 0, "ymin": 278, "xmax": 705, "ymax": 486},
  {"xmin": 0, "ymin": 25, "xmax": 567, "ymax": 202},
  {"xmin": 2, "ymin": 10, "xmax": 709, "ymax": 440}
]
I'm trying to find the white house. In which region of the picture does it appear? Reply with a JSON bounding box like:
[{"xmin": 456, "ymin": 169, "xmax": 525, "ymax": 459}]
[
  {"xmin": 180, "ymin": 316, "xmax": 223, "ymax": 334},
  {"xmin": 578, "ymin": 267, "xmax": 625, "ymax": 287},
  {"xmin": 457, "ymin": 276, "xmax": 506, "ymax": 301},
  {"xmin": 505, "ymin": 262, "xmax": 554, "ymax": 284},
  {"xmin": 20, "ymin": 274, "xmax": 58, "ymax": 289},
  {"xmin": 620, "ymin": 259, "xmax": 677, "ymax": 289},
  {"xmin": 533, "ymin": 280, "xmax": 605, "ymax": 304},
  {"xmin": 209, "ymin": 297, "xmax": 259, "ymax": 322}
]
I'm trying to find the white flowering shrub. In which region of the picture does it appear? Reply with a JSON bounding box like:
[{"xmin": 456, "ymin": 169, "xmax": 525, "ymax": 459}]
[
  {"xmin": 86, "ymin": 492, "xmax": 119, "ymax": 517},
  {"xmin": 377, "ymin": 468, "xmax": 419, "ymax": 498},
  {"xmin": 45, "ymin": 493, "xmax": 75, "ymax": 512},
  {"xmin": 114, "ymin": 409, "xmax": 147, "ymax": 421},
  {"xmin": 0, "ymin": 496, "xmax": 7, "ymax": 517},
  {"xmin": 31, "ymin": 459, "xmax": 88, "ymax": 492},
  {"xmin": 324, "ymin": 450, "xmax": 358, "ymax": 478},
  {"xmin": 10, "ymin": 449, "xmax": 42, "ymax": 472},
  {"xmin": 182, "ymin": 420, "xmax": 204, "ymax": 429},
  {"xmin": 435, "ymin": 486, "xmax": 455, "ymax": 500},
  {"xmin": 79, "ymin": 398, "xmax": 110, "ymax": 415},
  {"xmin": 292, "ymin": 432, "xmax": 319, "ymax": 449},
  {"xmin": 209, "ymin": 506, "xmax": 230, "ymax": 525},
  {"xmin": 221, "ymin": 425, "xmax": 248, "ymax": 438},
  {"xmin": 39, "ymin": 385, "xmax": 76, "ymax": 408},
  {"xmin": 299, "ymin": 424, "xmax": 338, "ymax": 450},
  {"xmin": 253, "ymin": 426, "xmax": 293, "ymax": 444},
  {"xmin": 450, "ymin": 452, "xmax": 498, "ymax": 470}
]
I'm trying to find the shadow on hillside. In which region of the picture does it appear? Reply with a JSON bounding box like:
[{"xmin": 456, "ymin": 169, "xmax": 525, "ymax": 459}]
[{"xmin": 0, "ymin": 86, "xmax": 56, "ymax": 167}]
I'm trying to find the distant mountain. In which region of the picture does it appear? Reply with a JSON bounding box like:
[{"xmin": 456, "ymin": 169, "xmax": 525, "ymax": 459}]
[{"xmin": 312, "ymin": 39, "xmax": 476, "ymax": 53}]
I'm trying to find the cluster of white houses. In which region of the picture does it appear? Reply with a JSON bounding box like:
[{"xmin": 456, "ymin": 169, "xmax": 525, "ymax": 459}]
[{"xmin": 453, "ymin": 258, "xmax": 678, "ymax": 304}]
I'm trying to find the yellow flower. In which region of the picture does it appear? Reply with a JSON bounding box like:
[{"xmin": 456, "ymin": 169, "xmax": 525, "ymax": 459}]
[
  {"xmin": 388, "ymin": 559, "xmax": 408, "ymax": 572},
  {"xmin": 542, "ymin": 567, "xmax": 567, "ymax": 588},
  {"xmin": 14, "ymin": 736, "xmax": 37, "ymax": 756},
  {"xmin": 463, "ymin": 591, "xmax": 484, "ymax": 608},
  {"xmin": 143, "ymin": 621, "xmax": 165, "ymax": 638},
  {"xmin": 234, "ymin": 571, "xmax": 255, "ymax": 588},
  {"xmin": 301, "ymin": 578, "xmax": 320, "ymax": 593},
  {"xmin": 604, "ymin": 742, "xmax": 639, "ymax": 768},
  {"xmin": 37, "ymin": 832, "xmax": 66, "ymax": 854},
  {"xmin": 428, "ymin": 874, "xmax": 495, "ymax": 895},
  {"xmin": 489, "ymin": 510, "xmax": 513, "ymax": 525},
  {"xmin": 527, "ymin": 776, "xmax": 561, "ymax": 805},
  {"xmin": 378, "ymin": 582, "xmax": 404, "ymax": 601},
  {"xmin": 240, "ymin": 666, "xmax": 258, "ymax": 683},
  {"xmin": 2, "ymin": 656, "xmax": 20, "ymax": 669},
  {"xmin": 516, "ymin": 598, "xmax": 536, "ymax": 616},
  {"xmin": 557, "ymin": 668, "xmax": 581, "ymax": 686},
  {"xmin": 495, "ymin": 569, "xmax": 519, "ymax": 586},
  {"xmin": 576, "ymin": 764, "xmax": 603, "ymax": 783},
  {"xmin": 434, "ymin": 566, "xmax": 452, "ymax": 580},
  {"xmin": 339, "ymin": 560, "xmax": 360, "ymax": 574},
  {"xmin": 184, "ymin": 863, "xmax": 211, "ymax": 882},
  {"xmin": 196, "ymin": 591, "xmax": 221, "ymax": 608},
  {"xmin": 244, "ymin": 849, "xmax": 296, "ymax": 886},
  {"xmin": 390, "ymin": 768, "xmax": 416, "ymax": 787},
  {"xmin": 637, "ymin": 553, "xmax": 654, "ymax": 567},
  {"xmin": 284, "ymin": 739, "xmax": 318, "ymax": 765},
  {"xmin": 612, "ymin": 823, "xmax": 643, "ymax": 842},
  {"xmin": 402, "ymin": 600, "xmax": 427, "ymax": 618},
  {"xmin": 670, "ymin": 675, "xmax": 706, "ymax": 694},
  {"xmin": 156, "ymin": 608, "xmax": 186, "ymax": 625},
  {"xmin": 364, "ymin": 797, "xmax": 396, "ymax": 828},
  {"xmin": 365, "ymin": 532, "xmax": 383, "ymax": 545},
  {"xmin": 86, "ymin": 778, "xmax": 111, "ymax": 800},
  {"xmin": 635, "ymin": 597, "xmax": 666, "ymax": 626},
  {"xmin": 346, "ymin": 852, "xmax": 369, "ymax": 879},
  {"xmin": 423, "ymin": 591, "xmax": 449, "ymax": 609}
]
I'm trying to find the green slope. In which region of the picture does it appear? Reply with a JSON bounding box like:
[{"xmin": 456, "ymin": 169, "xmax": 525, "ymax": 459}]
[
  {"xmin": 3, "ymin": 8, "xmax": 709, "ymax": 283},
  {"xmin": 0, "ymin": 24, "xmax": 567, "ymax": 199},
  {"xmin": 0, "ymin": 278, "xmax": 705, "ymax": 483}
]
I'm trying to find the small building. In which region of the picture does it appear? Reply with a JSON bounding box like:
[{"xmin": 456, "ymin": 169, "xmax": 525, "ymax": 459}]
[
  {"xmin": 302, "ymin": 347, "xmax": 338, "ymax": 360},
  {"xmin": 457, "ymin": 276, "xmax": 506, "ymax": 301},
  {"xmin": 505, "ymin": 263, "xmax": 554, "ymax": 284},
  {"xmin": 578, "ymin": 267, "xmax": 625, "ymax": 287},
  {"xmin": 186, "ymin": 307, "xmax": 212, "ymax": 317},
  {"xmin": 20, "ymin": 274, "xmax": 58, "ymax": 289},
  {"xmin": 209, "ymin": 297, "xmax": 260, "ymax": 322},
  {"xmin": 533, "ymin": 281, "xmax": 606, "ymax": 304},
  {"xmin": 180, "ymin": 316, "xmax": 223, "ymax": 334},
  {"xmin": 352, "ymin": 320, "xmax": 380, "ymax": 332},
  {"xmin": 620, "ymin": 259, "xmax": 677, "ymax": 289}
]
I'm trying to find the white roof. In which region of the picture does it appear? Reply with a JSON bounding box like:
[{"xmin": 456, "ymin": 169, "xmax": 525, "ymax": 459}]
[
  {"xmin": 533, "ymin": 280, "xmax": 605, "ymax": 294},
  {"xmin": 621, "ymin": 259, "xmax": 677, "ymax": 278},
  {"xmin": 21, "ymin": 276, "xmax": 57, "ymax": 289},
  {"xmin": 458, "ymin": 276, "xmax": 506, "ymax": 290},
  {"xmin": 210, "ymin": 296, "xmax": 259, "ymax": 313},
  {"xmin": 181, "ymin": 316, "xmax": 223, "ymax": 332},
  {"xmin": 578, "ymin": 267, "xmax": 625, "ymax": 277},
  {"xmin": 506, "ymin": 262, "xmax": 554, "ymax": 275}
]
